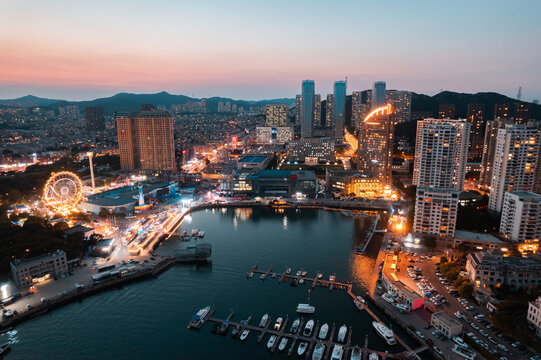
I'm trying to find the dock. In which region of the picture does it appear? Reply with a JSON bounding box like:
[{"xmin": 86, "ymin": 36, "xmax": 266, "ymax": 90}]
[{"xmin": 194, "ymin": 309, "xmax": 405, "ymax": 359}]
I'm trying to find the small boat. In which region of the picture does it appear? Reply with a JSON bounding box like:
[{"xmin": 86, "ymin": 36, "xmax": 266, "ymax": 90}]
[
  {"xmin": 299, "ymin": 279, "xmax": 305, "ymax": 284},
  {"xmin": 356, "ymin": 295, "xmax": 365, "ymax": 304},
  {"xmin": 318, "ymin": 323, "xmax": 329, "ymax": 339},
  {"xmin": 297, "ymin": 342, "xmax": 308, "ymax": 356},
  {"xmin": 217, "ymin": 321, "xmax": 229, "ymax": 335},
  {"xmin": 267, "ymin": 335, "xmax": 277, "ymax": 349},
  {"xmin": 278, "ymin": 337, "xmax": 288, "ymax": 351},
  {"xmin": 285, "ymin": 267, "xmax": 291, "ymax": 274},
  {"xmin": 354, "ymin": 298, "xmax": 364, "ymax": 310},
  {"xmin": 303, "ymin": 319, "xmax": 315, "ymax": 336},
  {"xmin": 331, "ymin": 345, "xmax": 343, "ymax": 360},
  {"xmin": 317, "ymin": 273, "xmax": 322, "ymax": 279},
  {"xmin": 329, "ymin": 275, "xmax": 336, "ymax": 282},
  {"xmin": 372, "ymin": 322, "xmax": 396, "ymax": 345},
  {"xmin": 312, "ymin": 342, "xmax": 325, "ymax": 360},
  {"xmin": 301, "ymin": 271, "xmax": 307, "ymax": 276},
  {"xmin": 350, "ymin": 347, "xmax": 361, "ymax": 360},
  {"xmin": 337, "ymin": 324, "xmax": 347, "ymax": 342},
  {"xmin": 189, "ymin": 305, "xmax": 211, "ymax": 328},
  {"xmin": 368, "ymin": 353, "xmax": 379, "ymax": 360},
  {"xmin": 274, "ymin": 317, "xmax": 283, "ymax": 331},
  {"xmin": 247, "ymin": 272, "xmax": 254, "ymax": 278},
  {"xmin": 231, "ymin": 325, "xmax": 240, "ymax": 338},
  {"xmin": 290, "ymin": 318, "xmax": 300, "ymax": 334},
  {"xmin": 297, "ymin": 303, "xmax": 316, "ymax": 314},
  {"xmin": 259, "ymin": 314, "xmax": 269, "ymax": 327},
  {"xmin": 260, "ymin": 273, "xmax": 266, "ymax": 280},
  {"xmin": 296, "ymin": 270, "xmax": 302, "ymax": 276},
  {"xmin": 240, "ymin": 329, "xmax": 250, "ymax": 341},
  {"xmin": 198, "ymin": 230, "xmax": 205, "ymax": 238},
  {"xmin": 452, "ymin": 344, "xmax": 476, "ymax": 360}
]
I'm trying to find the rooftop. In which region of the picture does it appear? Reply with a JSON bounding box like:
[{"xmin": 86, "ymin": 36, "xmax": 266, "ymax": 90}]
[
  {"xmin": 238, "ymin": 156, "xmax": 267, "ymax": 163},
  {"xmin": 454, "ymin": 230, "xmax": 505, "ymax": 244},
  {"xmin": 11, "ymin": 250, "xmax": 66, "ymax": 267},
  {"xmin": 507, "ymin": 191, "xmax": 541, "ymax": 200},
  {"xmin": 63, "ymin": 225, "xmax": 95, "ymax": 235},
  {"xmin": 432, "ymin": 311, "xmax": 462, "ymax": 327}
]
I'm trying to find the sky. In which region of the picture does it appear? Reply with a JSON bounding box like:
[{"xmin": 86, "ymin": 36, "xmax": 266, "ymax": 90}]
[{"xmin": 1, "ymin": 0, "xmax": 540, "ymax": 101}]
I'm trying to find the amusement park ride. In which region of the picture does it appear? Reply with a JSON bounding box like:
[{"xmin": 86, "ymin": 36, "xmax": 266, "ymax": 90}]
[{"xmin": 42, "ymin": 171, "xmax": 84, "ymax": 215}]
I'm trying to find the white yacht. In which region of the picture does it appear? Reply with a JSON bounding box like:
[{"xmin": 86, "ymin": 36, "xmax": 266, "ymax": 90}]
[
  {"xmin": 331, "ymin": 345, "xmax": 343, "ymax": 360},
  {"xmin": 286, "ymin": 267, "xmax": 291, "ymax": 274},
  {"xmin": 317, "ymin": 273, "xmax": 323, "ymax": 279},
  {"xmin": 350, "ymin": 347, "xmax": 361, "ymax": 360},
  {"xmin": 297, "ymin": 342, "xmax": 308, "ymax": 356},
  {"xmin": 240, "ymin": 329, "xmax": 250, "ymax": 341},
  {"xmin": 318, "ymin": 323, "xmax": 329, "ymax": 339},
  {"xmin": 278, "ymin": 337, "xmax": 288, "ymax": 351},
  {"xmin": 259, "ymin": 314, "xmax": 269, "ymax": 327},
  {"xmin": 372, "ymin": 322, "xmax": 396, "ymax": 345},
  {"xmin": 296, "ymin": 270, "xmax": 302, "ymax": 276},
  {"xmin": 267, "ymin": 335, "xmax": 277, "ymax": 349},
  {"xmin": 299, "ymin": 279, "xmax": 305, "ymax": 284},
  {"xmin": 296, "ymin": 303, "xmax": 316, "ymax": 314},
  {"xmin": 303, "ymin": 319, "xmax": 315, "ymax": 336},
  {"xmin": 312, "ymin": 342, "xmax": 325, "ymax": 360},
  {"xmin": 354, "ymin": 298, "xmax": 364, "ymax": 310},
  {"xmin": 452, "ymin": 344, "xmax": 476, "ymax": 360},
  {"xmin": 368, "ymin": 353, "xmax": 379, "ymax": 360},
  {"xmin": 290, "ymin": 318, "xmax": 300, "ymax": 334},
  {"xmin": 329, "ymin": 274, "xmax": 336, "ymax": 282},
  {"xmin": 301, "ymin": 271, "xmax": 307, "ymax": 276},
  {"xmin": 337, "ymin": 324, "xmax": 347, "ymax": 342},
  {"xmin": 274, "ymin": 317, "xmax": 283, "ymax": 331}
]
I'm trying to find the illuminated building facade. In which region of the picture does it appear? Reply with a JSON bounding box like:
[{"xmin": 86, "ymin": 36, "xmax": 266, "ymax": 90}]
[
  {"xmin": 467, "ymin": 103, "xmax": 485, "ymax": 158},
  {"xmin": 116, "ymin": 105, "xmax": 176, "ymax": 172},
  {"xmin": 326, "ymin": 94, "xmax": 334, "ymax": 128},
  {"xmin": 500, "ymin": 191, "xmax": 541, "ymax": 248},
  {"xmin": 286, "ymin": 137, "xmax": 335, "ymax": 162},
  {"xmin": 10, "ymin": 250, "xmax": 68, "ymax": 288},
  {"xmin": 325, "ymin": 169, "xmax": 382, "ymax": 198},
  {"xmin": 357, "ymin": 104, "xmax": 395, "ymax": 187},
  {"xmin": 494, "ymin": 103, "xmax": 512, "ymax": 119},
  {"xmin": 479, "ymin": 118, "xmax": 514, "ymax": 189},
  {"xmin": 386, "ymin": 90, "xmax": 412, "ymax": 124},
  {"xmin": 333, "ymin": 81, "xmax": 346, "ymax": 138},
  {"xmin": 488, "ymin": 123, "xmax": 541, "ymax": 212},
  {"xmin": 265, "ymin": 104, "xmax": 288, "ymax": 126},
  {"xmin": 438, "ymin": 103, "xmax": 456, "ymax": 119},
  {"xmin": 256, "ymin": 126, "xmax": 294, "ymax": 144},
  {"xmin": 413, "ymin": 118, "xmax": 470, "ymax": 192},
  {"xmin": 413, "ymin": 187, "xmax": 459, "ymax": 238},
  {"xmin": 295, "ymin": 95, "xmax": 302, "ymax": 126},
  {"xmin": 514, "ymin": 102, "xmax": 531, "ymax": 124}
]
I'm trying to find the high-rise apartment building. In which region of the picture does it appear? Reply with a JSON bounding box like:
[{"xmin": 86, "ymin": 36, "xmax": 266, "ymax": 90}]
[
  {"xmin": 351, "ymin": 91, "xmax": 363, "ymax": 129},
  {"xmin": 386, "ymin": 90, "xmax": 412, "ymax": 124},
  {"xmin": 500, "ymin": 191, "xmax": 541, "ymax": 243},
  {"xmin": 488, "ymin": 123, "xmax": 541, "ymax": 212},
  {"xmin": 265, "ymin": 104, "xmax": 287, "ymax": 126},
  {"xmin": 413, "ymin": 187, "xmax": 459, "ymax": 238},
  {"xmin": 326, "ymin": 94, "xmax": 334, "ymax": 128},
  {"xmin": 467, "ymin": 104, "xmax": 485, "ymax": 158},
  {"xmin": 357, "ymin": 104, "xmax": 394, "ymax": 187},
  {"xmin": 371, "ymin": 81, "xmax": 386, "ymax": 109},
  {"xmin": 116, "ymin": 105, "xmax": 176, "ymax": 173},
  {"xmin": 494, "ymin": 103, "xmax": 512, "ymax": 119},
  {"xmin": 295, "ymin": 95, "xmax": 302, "ymax": 126},
  {"xmin": 438, "ymin": 104, "xmax": 456, "ymax": 119},
  {"xmin": 301, "ymin": 80, "xmax": 315, "ymax": 138},
  {"xmin": 413, "ymin": 118, "xmax": 470, "ymax": 192},
  {"xmin": 314, "ymin": 94, "xmax": 322, "ymax": 128},
  {"xmin": 514, "ymin": 102, "xmax": 531, "ymax": 124},
  {"xmin": 84, "ymin": 106, "xmax": 105, "ymax": 131},
  {"xmin": 333, "ymin": 81, "xmax": 347, "ymax": 137},
  {"xmin": 479, "ymin": 118, "xmax": 514, "ymax": 188}
]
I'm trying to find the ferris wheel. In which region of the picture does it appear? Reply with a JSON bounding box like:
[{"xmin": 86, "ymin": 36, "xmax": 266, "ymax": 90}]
[{"xmin": 43, "ymin": 171, "xmax": 83, "ymax": 214}]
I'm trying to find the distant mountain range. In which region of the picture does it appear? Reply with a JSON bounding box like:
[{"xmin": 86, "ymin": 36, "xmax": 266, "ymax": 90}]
[{"xmin": 0, "ymin": 90, "xmax": 539, "ymax": 119}]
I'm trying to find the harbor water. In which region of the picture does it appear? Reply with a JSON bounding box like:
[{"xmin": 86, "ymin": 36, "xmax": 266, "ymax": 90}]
[{"xmin": 3, "ymin": 207, "xmax": 418, "ymax": 359}]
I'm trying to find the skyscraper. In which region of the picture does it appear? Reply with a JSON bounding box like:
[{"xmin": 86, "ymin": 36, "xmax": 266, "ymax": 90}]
[
  {"xmin": 385, "ymin": 90, "xmax": 412, "ymax": 124},
  {"xmin": 488, "ymin": 123, "xmax": 541, "ymax": 212},
  {"xmin": 265, "ymin": 104, "xmax": 287, "ymax": 126},
  {"xmin": 467, "ymin": 104, "xmax": 485, "ymax": 159},
  {"xmin": 116, "ymin": 105, "xmax": 176, "ymax": 172},
  {"xmin": 479, "ymin": 118, "xmax": 513, "ymax": 188},
  {"xmin": 301, "ymin": 80, "xmax": 315, "ymax": 138},
  {"xmin": 326, "ymin": 94, "xmax": 334, "ymax": 128},
  {"xmin": 413, "ymin": 118, "xmax": 470, "ymax": 192},
  {"xmin": 295, "ymin": 95, "xmax": 302, "ymax": 126},
  {"xmin": 371, "ymin": 81, "xmax": 386, "ymax": 109},
  {"xmin": 333, "ymin": 81, "xmax": 346, "ymax": 137},
  {"xmin": 351, "ymin": 91, "xmax": 363, "ymax": 130},
  {"xmin": 357, "ymin": 104, "xmax": 394, "ymax": 187},
  {"xmin": 314, "ymin": 94, "xmax": 322, "ymax": 128},
  {"xmin": 84, "ymin": 106, "xmax": 105, "ymax": 131},
  {"xmin": 438, "ymin": 104, "xmax": 456, "ymax": 119}
]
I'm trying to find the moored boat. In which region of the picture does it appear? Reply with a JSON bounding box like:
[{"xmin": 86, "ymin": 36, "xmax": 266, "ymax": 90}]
[
  {"xmin": 189, "ymin": 305, "xmax": 211, "ymax": 328},
  {"xmin": 290, "ymin": 318, "xmax": 300, "ymax": 334},
  {"xmin": 296, "ymin": 303, "xmax": 316, "ymax": 314},
  {"xmin": 372, "ymin": 321, "xmax": 396, "ymax": 345},
  {"xmin": 240, "ymin": 329, "xmax": 250, "ymax": 341},
  {"xmin": 329, "ymin": 274, "xmax": 336, "ymax": 281},
  {"xmin": 259, "ymin": 313, "xmax": 269, "ymax": 327},
  {"xmin": 297, "ymin": 342, "xmax": 308, "ymax": 356},
  {"xmin": 350, "ymin": 347, "xmax": 361, "ymax": 360},
  {"xmin": 267, "ymin": 335, "xmax": 277, "ymax": 349},
  {"xmin": 318, "ymin": 323, "xmax": 329, "ymax": 339},
  {"xmin": 278, "ymin": 337, "xmax": 288, "ymax": 351},
  {"xmin": 303, "ymin": 319, "xmax": 314, "ymax": 336},
  {"xmin": 274, "ymin": 317, "xmax": 283, "ymax": 330},
  {"xmin": 312, "ymin": 342, "xmax": 325, "ymax": 360},
  {"xmin": 368, "ymin": 353, "xmax": 379, "ymax": 360},
  {"xmin": 337, "ymin": 324, "xmax": 347, "ymax": 342},
  {"xmin": 331, "ymin": 345, "xmax": 343, "ymax": 360},
  {"xmin": 286, "ymin": 267, "xmax": 291, "ymax": 274}
]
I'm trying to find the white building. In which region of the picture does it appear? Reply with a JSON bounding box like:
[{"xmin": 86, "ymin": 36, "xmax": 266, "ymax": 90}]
[
  {"xmin": 265, "ymin": 104, "xmax": 287, "ymax": 126},
  {"xmin": 256, "ymin": 126, "xmax": 294, "ymax": 144},
  {"xmin": 286, "ymin": 137, "xmax": 335, "ymax": 162},
  {"xmin": 10, "ymin": 250, "xmax": 68, "ymax": 288},
  {"xmin": 488, "ymin": 123, "xmax": 541, "ymax": 212},
  {"xmin": 527, "ymin": 296, "xmax": 541, "ymax": 338},
  {"xmin": 500, "ymin": 191, "xmax": 541, "ymax": 243},
  {"xmin": 256, "ymin": 126, "xmax": 272, "ymax": 144},
  {"xmin": 276, "ymin": 127, "xmax": 294, "ymax": 144},
  {"xmin": 431, "ymin": 312, "xmax": 463, "ymax": 338},
  {"xmin": 413, "ymin": 187, "xmax": 459, "ymax": 238},
  {"xmin": 413, "ymin": 118, "xmax": 470, "ymax": 192}
]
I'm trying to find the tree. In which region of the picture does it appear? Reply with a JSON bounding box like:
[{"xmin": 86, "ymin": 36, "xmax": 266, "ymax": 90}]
[
  {"xmin": 458, "ymin": 281, "xmax": 474, "ymax": 298},
  {"xmin": 424, "ymin": 236, "xmax": 437, "ymax": 249},
  {"xmin": 440, "ymin": 256, "xmax": 448, "ymax": 264}
]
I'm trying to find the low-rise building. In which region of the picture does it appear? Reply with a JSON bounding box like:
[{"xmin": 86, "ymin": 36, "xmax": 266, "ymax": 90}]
[
  {"xmin": 431, "ymin": 312, "xmax": 463, "ymax": 338},
  {"xmin": 236, "ymin": 153, "xmax": 273, "ymax": 170},
  {"xmin": 380, "ymin": 273, "xmax": 424, "ymax": 311},
  {"xmin": 286, "ymin": 137, "xmax": 335, "ymax": 162},
  {"xmin": 453, "ymin": 230, "xmax": 508, "ymax": 251},
  {"xmin": 527, "ymin": 296, "xmax": 541, "ymax": 338},
  {"xmin": 10, "ymin": 250, "xmax": 68, "ymax": 288},
  {"xmin": 63, "ymin": 225, "xmax": 95, "ymax": 239},
  {"xmin": 466, "ymin": 249, "xmax": 541, "ymax": 290},
  {"xmin": 228, "ymin": 169, "xmax": 318, "ymax": 198},
  {"xmin": 325, "ymin": 169, "xmax": 382, "ymax": 198}
]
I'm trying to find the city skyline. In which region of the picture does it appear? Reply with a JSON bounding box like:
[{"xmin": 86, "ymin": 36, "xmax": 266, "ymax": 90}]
[{"xmin": 1, "ymin": 0, "xmax": 541, "ymax": 101}]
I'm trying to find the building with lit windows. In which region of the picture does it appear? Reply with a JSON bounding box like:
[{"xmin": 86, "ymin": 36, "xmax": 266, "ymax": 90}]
[
  {"xmin": 438, "ymin": 104, "xmax": 455, "ymax": 119},
  {"xmin": 371, "ymin": 81, "xmax": 386, "ymax": 109},
  {"xmin": 413, "ymin": 187, "xmax": 459, "ymax": 238},
  {"xmin": 500, "ymin": 191, "xmax": 541, "ymax": 247},
  {"xmin": 299, "ymin": 80, "xmax": 323, "ymax": 138},
  {"xmin": 467, "ymin": 104, "xmax": 485, "ymax": 158},
  {"xmin": 466, "ymin": 249, "xmax": 541, "ymax": 290},
  {"xmin": 228, "ymin": 169, "xmax": 317, "ymax": 197},
  {"xmin": 295, "ymin": 95, "xmax": 302, "ymax": 126},
  {"xmin": 479, "ymin": 118, "xmax": 514, "ymax": 189},
  {"xmin": 286, "ymin": 137, "xmax": 335, "ymax": 162},
  {"xmin": 256, "ymin": 126, "xmax": 272, "ymax": 144},
  {"xmin": 514, "ymin": 102, "xmax": 531, "ymax": 124},
  {"xmin": 488, "ymin": 123, "xmax": 541, "ymax": 212},
  {"xmin": 276, "ymin": 126, "xmax": 294, "ymax": 143},
  {"xmin": 116, "ymin": 105, "xmax": 176, "ymax": 172},
  {"xmin": 265, "ymin": 104, "xmax": 288, "ymax": 126},
  {"xmin": 494, "ymin": 103, "xmax": 512, "ymax": 119},
  {"xmin": 326, "ymin": 94, "xmax": 334, "ymax": 128},
  {"xmin": 325, "ymin": 169, "xmax": 382, "ymax": 198},
  {"xmin": 357, "ymin": 104, "xmax": 395, "ymax": 187},
  {"xmin": 332, "ymin": 81, "xmax": 346, "ymax": 138},
  {"xmin": 413, "ymin": 118, "xmax": 470, "ymax": 192},
  {"xmin": 386, "ymin": 90, "xmax": 412, "ymax": 124},
  {"xmin": 10, "ymin": 250, "xmax": 68, "ymax": 288},
  {"xmin": 527, "ymin": 296, "xmax": 541, "ymax": 338}
]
